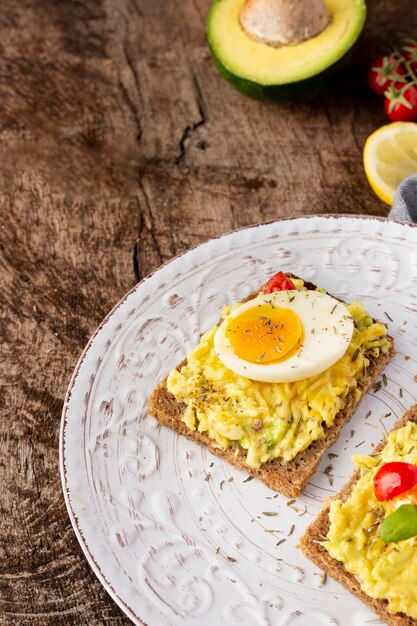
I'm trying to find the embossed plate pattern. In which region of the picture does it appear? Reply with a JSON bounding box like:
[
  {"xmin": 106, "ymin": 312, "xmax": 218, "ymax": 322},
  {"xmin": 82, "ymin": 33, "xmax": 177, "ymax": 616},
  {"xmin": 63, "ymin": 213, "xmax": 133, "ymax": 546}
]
[{"xmin": 60, "ymin": 215, "xmax": 417, "ymax": 626}]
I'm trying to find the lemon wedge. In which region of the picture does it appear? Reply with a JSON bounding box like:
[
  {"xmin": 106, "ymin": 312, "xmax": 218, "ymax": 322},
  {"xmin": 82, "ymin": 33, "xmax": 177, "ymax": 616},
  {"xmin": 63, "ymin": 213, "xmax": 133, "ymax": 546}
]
[{"xmin": 363, "ymin": 122, "xmax": 417, "ymax": 205}]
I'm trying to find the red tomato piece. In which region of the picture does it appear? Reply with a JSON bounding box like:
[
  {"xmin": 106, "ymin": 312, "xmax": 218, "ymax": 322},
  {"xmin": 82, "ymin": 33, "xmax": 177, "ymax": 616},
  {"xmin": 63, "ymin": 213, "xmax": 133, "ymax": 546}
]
[
  {"xmin": 374, "ymin": 462, "xmax": 417, "ymax": 502},
  {"xmin": 263, "ymin": 271, "xmax": 296, "ymax": 294},
  {"xmin": 368, "ymin": 55, "xmax": 406, "ymax": 96},
  {"xmin": 384, "ymin": 82, "xmax": 417, "ymax": 122}
]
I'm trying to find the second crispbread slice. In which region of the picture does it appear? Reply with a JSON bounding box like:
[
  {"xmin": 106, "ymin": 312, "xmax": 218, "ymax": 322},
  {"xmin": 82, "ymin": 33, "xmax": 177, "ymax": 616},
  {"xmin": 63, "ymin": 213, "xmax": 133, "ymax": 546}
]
[
  {"xmin": 298, "ymin": 404, "xmax": 417, "ymax": 626},
  {"xmin": 148, "ymin": 278, "xmax": 395, "ymax": 498}
]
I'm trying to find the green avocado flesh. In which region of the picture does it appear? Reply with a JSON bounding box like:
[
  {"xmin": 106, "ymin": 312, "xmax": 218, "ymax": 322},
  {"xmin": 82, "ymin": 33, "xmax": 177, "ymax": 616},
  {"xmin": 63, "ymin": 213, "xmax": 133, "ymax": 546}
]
[{"xmin": 207, "ymin": 0, "xmax": 366, "ymax": 100}]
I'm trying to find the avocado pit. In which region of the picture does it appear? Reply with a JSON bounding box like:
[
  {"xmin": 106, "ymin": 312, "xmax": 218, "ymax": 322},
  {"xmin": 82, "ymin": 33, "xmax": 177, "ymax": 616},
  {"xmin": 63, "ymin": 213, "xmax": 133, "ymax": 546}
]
[{"xmin": 239, "ymin": 0, "xmax": 331, "ymax": 48}]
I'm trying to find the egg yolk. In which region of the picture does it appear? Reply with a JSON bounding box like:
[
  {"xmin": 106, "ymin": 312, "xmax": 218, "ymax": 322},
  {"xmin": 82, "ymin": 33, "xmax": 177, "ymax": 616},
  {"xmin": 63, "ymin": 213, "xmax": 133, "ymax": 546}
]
[{"xmin": 226, "ymin": 304, "xmax": 303, "ymax": 364}]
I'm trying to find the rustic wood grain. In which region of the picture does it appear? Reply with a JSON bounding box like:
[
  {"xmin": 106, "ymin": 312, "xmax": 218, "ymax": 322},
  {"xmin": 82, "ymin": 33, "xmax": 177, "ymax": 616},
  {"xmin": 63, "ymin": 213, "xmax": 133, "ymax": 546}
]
[{"xmin": 0, "ymin": 0, "xmax": 416, "ymax": 624}]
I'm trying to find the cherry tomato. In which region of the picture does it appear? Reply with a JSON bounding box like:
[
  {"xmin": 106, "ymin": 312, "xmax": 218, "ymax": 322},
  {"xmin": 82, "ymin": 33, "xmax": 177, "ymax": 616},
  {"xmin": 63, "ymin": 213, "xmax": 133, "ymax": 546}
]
[
  {"xmin": 368, "ymin": 55, "xmax": 406, "ymax": 95},
  {"xmin": 384, "ymin": 82, "xmax": 417, "ymax": 121},
  {"xmin": 374, "ymin": 462, "xmax": 417, "ymax": 502},
  {"xmin": 403, "ymin": 41, "xmax": 417, "ymax": 73},
  {"xmin": 263, "ymin": 271, "xmax": 296, "ymax": 294}
]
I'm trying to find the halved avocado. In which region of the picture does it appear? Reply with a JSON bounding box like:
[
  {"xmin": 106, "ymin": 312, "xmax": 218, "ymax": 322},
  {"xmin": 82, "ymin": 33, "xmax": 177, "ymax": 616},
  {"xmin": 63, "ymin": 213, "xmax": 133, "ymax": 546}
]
[{"xmin": 207, "ymin": 0, "xmax": 366, "ymax": 101}]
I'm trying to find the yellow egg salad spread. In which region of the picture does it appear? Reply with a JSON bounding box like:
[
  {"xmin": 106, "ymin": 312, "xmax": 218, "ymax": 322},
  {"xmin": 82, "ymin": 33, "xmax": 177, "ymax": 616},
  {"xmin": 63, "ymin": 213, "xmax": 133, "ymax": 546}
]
[
  {"xmin": 167, "ymin": 278, "xmax": 390, "ymax": 468},
  {"xmin": 324, "ymin": 422, "xmax": 417, "ymax": 619}
]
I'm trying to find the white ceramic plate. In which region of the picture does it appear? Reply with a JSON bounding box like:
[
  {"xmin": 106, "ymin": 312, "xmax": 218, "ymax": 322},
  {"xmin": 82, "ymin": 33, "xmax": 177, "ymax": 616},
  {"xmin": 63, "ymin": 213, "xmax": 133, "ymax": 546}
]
[{"xmin": 60, "ymin": 215, "xmax": 417, "ymax": 626}]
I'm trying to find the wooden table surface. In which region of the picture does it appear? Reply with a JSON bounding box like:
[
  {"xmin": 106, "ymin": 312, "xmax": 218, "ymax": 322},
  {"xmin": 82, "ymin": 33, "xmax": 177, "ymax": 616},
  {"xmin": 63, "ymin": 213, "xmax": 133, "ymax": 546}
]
[{"xmin": 1, "ymin": 0, "xmax": 416, "ymax": 624}]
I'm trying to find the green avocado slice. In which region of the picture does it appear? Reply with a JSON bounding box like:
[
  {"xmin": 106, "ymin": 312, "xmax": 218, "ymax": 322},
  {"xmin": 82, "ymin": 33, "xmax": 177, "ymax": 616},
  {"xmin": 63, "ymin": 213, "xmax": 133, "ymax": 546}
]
[{"xmin": 207, "ymin": 0, "xmax": 366, "ymax": 99}]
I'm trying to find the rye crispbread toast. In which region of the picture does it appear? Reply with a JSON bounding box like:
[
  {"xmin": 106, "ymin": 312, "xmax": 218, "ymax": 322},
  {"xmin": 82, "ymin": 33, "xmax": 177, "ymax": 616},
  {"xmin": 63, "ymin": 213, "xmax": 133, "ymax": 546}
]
[
  {"xmin": 298, "ymin": 404, "xmax": 417, "ymax": 626},
  {"xmin": 148, "ymin": 277, "xmax": 395, "ymax": 498}
]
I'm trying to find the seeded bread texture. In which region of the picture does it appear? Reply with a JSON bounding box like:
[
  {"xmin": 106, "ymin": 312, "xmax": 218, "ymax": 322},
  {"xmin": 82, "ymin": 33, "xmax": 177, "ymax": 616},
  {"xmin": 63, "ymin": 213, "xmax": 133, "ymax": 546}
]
[
  {"xmin": 298, "ymin": 404, "xmax": 417, "ymax": 626},
  {"xmin": 148, "ymin": 278, "xmax": 395, "ymax": 498}
]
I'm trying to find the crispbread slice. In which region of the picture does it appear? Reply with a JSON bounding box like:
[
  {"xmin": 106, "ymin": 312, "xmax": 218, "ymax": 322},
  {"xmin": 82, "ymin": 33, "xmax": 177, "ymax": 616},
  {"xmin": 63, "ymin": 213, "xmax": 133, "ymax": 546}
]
[
  {"xmin": 298, "ymin": 404, "xmax": 417, "ymax": 626},
  {"xmin": 148, "ymin": 278, "xmax": 395, "ymax": 498}
]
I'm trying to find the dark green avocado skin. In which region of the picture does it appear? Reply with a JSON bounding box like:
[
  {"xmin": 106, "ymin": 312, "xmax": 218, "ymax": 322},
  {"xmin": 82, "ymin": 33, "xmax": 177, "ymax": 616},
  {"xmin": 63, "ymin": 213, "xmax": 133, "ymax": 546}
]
[{"xmin": 210, "ymin": 45, "xmax": 357, "ymax": 102}]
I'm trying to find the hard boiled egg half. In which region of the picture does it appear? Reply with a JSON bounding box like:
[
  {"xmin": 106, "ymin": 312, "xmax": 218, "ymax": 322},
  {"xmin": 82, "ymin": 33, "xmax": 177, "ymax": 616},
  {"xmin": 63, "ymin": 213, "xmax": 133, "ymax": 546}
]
[{"xmin": 214, "ymin": 290, "xmax": 354, "ymax": 383}]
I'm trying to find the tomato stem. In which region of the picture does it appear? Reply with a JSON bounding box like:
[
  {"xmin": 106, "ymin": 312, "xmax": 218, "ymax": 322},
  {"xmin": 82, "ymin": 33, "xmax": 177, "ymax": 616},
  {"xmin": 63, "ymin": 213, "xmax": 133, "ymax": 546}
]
[
  {"xmin": 392, "ymin": 46, "xmax": 417, "ymax": 85},
  {"xmin": 404, "ymin": 58, "xmax": 417, "ymax": 86}
]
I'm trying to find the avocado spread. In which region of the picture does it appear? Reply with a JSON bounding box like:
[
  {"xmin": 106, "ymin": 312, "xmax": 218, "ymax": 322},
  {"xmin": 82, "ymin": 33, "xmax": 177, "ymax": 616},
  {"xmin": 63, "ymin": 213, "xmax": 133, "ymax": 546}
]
[
  {"xmin": 167, "ymin": 281, "xmax": 390, "ymax": 468},
  {"xmin": 324, "ymin": 422, "xmax": 417, "ymax": 619}
]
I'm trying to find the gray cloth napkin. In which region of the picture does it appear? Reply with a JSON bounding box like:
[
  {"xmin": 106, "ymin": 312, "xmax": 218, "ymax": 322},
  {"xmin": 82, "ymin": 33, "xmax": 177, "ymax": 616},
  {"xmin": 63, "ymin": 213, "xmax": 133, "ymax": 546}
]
[{"xmin": 389, "ymin": 174, "xmax": 417, "ymax": 223}]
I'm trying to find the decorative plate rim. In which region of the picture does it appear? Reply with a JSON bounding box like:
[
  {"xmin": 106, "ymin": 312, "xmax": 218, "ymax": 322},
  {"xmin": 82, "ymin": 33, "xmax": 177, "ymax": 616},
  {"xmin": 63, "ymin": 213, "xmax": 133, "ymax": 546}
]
[{"xmin": 59, "ymin": 213, "xmax": 416, "ymax": 626}]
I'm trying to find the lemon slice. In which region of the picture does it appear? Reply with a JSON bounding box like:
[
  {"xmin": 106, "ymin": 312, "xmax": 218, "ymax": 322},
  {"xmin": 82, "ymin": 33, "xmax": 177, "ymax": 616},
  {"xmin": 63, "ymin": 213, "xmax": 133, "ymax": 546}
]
[{"xmin": 363, "ymin": 122, "xmax": 417, "ymax": 205}]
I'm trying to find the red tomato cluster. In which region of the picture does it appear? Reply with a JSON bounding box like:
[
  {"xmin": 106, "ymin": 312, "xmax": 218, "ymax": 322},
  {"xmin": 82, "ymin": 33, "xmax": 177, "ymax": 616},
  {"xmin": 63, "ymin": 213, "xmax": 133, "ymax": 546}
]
[{"xmin": 368, "ymin": 41, "xmax": 417, "ymax": 122}]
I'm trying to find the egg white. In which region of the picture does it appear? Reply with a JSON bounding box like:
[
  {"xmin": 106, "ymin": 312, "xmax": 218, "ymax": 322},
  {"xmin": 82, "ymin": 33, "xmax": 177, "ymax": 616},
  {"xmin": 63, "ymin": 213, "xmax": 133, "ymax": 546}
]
[{"xmin": 213, "ymin": 290, "xmax": 354, "ymax": 383}]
